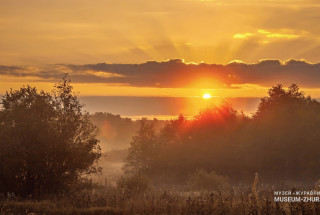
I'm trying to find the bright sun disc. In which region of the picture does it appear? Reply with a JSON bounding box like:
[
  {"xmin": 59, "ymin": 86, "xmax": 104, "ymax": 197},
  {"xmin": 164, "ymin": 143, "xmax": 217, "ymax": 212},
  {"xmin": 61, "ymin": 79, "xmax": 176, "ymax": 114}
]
[{"xmin": 202, "ymin": 93, "xmax": 211, "ymax": 99}]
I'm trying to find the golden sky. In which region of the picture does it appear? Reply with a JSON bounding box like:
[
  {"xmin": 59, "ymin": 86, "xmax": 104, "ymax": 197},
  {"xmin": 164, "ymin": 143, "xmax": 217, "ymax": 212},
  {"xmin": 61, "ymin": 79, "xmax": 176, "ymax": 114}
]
[
  {"xmin": 1, "ymin": 0, "xmax": 320, "ymax": 65},
  {"xmin": 1, "ymin": 0, "xmax": 320, "ymax": 99}
]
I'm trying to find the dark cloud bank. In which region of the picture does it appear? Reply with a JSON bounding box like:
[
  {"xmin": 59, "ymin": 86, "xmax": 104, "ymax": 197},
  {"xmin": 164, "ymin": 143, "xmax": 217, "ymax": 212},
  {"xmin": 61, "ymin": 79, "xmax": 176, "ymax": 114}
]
[{"xmin": 2, "ymin": 59, "xmax": 320, "ymax": 88}]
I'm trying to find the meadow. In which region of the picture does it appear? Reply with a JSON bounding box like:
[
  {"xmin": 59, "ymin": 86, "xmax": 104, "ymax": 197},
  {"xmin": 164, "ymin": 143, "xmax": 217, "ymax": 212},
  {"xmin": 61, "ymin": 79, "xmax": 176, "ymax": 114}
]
[{"xmin": 1, "ymin": 179, "xmax": 319, "ymax": 215}]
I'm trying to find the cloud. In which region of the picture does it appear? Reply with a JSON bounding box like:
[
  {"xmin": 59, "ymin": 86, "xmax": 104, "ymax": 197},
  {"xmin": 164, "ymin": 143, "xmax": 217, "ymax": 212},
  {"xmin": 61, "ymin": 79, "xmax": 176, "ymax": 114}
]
[
  {"xmin": 1, "ymin": 59, "xmax": 320, "ymax": 89},
  {"xmin": 258, "ymin": 29, "xmax": 300, "ymax": 39},
  {"xmin": 266, "ymin": 33, "xmax": 298, "ymax": 39},
  {"xmin": 235, "ymin": 29, "xmax": 303, "ymax": 41},
  {"xmin": 233, "ymin": 33, "xmax": 254, "ymax": 39}
]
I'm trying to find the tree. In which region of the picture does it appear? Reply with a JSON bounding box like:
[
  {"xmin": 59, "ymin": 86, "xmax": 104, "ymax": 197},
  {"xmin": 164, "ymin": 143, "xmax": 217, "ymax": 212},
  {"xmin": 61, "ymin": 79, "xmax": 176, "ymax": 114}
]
[
  {"xmin": 255, "ymin": 84, "xmax": 314, "ymax": 118},
  {"xmin": 0, "ymin": 77, "xmax": 101, "ymax": 198},
  {"xmin": 123, "ymin": 119, "xmax": 159, "ymax": 176},
  {"xmin": 251, "ymin": 84, "xmax": 320, "ymax": 182}
]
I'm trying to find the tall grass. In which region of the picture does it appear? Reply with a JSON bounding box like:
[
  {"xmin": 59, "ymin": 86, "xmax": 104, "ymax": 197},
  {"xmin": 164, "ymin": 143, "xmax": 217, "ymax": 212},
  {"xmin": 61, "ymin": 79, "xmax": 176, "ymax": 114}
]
[
  {"xmin": 2, "ymin": 186, "xmax": 320, "ymax": 215},
  {"xmin": 2, "ymin": 175, "xmax": 320, "ymax": 215}
]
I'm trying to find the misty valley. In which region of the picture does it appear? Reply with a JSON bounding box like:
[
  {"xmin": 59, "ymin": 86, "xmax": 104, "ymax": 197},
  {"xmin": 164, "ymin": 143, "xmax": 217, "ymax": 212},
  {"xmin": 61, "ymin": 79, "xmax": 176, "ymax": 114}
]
[{"xmin": 1, "ymin": 79, "xmax": 320, "ymax": 214}]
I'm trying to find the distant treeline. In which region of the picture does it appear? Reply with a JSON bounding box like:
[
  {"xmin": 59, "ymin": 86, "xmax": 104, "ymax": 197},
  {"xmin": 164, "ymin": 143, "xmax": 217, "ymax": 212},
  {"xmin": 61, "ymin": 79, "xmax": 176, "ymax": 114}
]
[
  {"xmin": 90, "ymin": 112, "xmax": 167, "ymax": 151},
  {"xmin": 123, "ymin": 84, "xmax": 320, "ymax": 186}
]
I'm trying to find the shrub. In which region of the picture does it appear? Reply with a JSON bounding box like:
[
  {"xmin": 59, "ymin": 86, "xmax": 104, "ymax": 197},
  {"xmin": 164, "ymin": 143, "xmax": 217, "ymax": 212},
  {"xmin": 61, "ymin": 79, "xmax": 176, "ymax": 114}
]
[{"xmin": 187, "ymin": 169, "xmax": 230, "ymax": 191}]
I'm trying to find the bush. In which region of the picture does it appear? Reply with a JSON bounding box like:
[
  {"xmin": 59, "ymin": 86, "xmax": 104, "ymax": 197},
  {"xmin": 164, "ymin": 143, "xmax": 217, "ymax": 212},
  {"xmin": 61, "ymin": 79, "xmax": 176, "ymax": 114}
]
[{"xmin": 187, "ymin": 169, "xmax": 230, "ymax": 191}]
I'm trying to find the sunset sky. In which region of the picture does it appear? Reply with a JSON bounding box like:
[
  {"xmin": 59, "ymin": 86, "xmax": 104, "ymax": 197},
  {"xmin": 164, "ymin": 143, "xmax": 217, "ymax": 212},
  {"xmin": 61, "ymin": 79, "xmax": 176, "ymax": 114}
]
[{"xmin": 1, "ymin": 0, "xmax": 320, "ymax": 116}]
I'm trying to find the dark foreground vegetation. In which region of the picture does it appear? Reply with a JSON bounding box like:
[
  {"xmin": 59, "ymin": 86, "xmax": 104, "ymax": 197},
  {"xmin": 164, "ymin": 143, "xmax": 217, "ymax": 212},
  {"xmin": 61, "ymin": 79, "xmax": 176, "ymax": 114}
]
[
  {"xmin": 1, "ymin": 78, "xmax": 320, "ymax": 214},
  {"xmin": 0, "ymin": 77, "xmax": 101, "ymax": 198}
]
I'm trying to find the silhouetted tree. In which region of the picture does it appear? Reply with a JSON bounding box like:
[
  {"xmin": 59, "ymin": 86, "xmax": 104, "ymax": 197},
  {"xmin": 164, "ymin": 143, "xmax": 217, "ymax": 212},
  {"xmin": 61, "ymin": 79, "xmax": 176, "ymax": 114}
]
[
  {"xmin": 255, "ymin": 84, "xmax": 313, "ymax": 118},
  {"xmin": 123, "ymin": 119, "xmax": 159, "ymax": 176},
  {"xmin": 251, "ymin": 84, "xmax": 320, "ymax": 182},
  {"xmin": 0, "ymin": 77, "xmax": 101, "ymax": 198}
]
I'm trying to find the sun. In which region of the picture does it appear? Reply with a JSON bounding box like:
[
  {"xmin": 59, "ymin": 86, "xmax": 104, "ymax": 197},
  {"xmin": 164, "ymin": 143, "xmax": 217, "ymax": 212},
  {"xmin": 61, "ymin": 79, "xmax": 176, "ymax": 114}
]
[{"xmin": 202, "ymin": 93, "xmax": 212, "ymax": 99}]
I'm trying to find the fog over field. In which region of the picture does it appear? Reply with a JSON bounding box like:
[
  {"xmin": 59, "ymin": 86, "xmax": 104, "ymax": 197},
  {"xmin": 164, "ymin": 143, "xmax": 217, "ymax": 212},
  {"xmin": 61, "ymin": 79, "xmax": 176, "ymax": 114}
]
[{"xmin": 82, "ymin": 96, "xmax": 261, "ymax": 184}]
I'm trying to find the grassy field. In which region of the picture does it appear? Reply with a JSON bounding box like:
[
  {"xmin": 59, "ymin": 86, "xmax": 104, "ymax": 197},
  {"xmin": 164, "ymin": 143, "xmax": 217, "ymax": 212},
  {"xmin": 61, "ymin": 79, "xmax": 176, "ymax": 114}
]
[{"xmin": 2, "ymin": 185, "xmax": 320, "ymax": 215}]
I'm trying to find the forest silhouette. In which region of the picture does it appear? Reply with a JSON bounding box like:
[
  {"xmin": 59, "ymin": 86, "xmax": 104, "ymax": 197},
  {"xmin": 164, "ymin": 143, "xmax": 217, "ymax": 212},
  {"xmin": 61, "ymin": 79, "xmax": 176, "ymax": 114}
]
[
  {"xmin": 123, "ymin": 84, "xmax": 320, "ymax": 186},
  {"xmin": 1, "ymin": 80, "xmax": 320, "ymax": 213}
]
